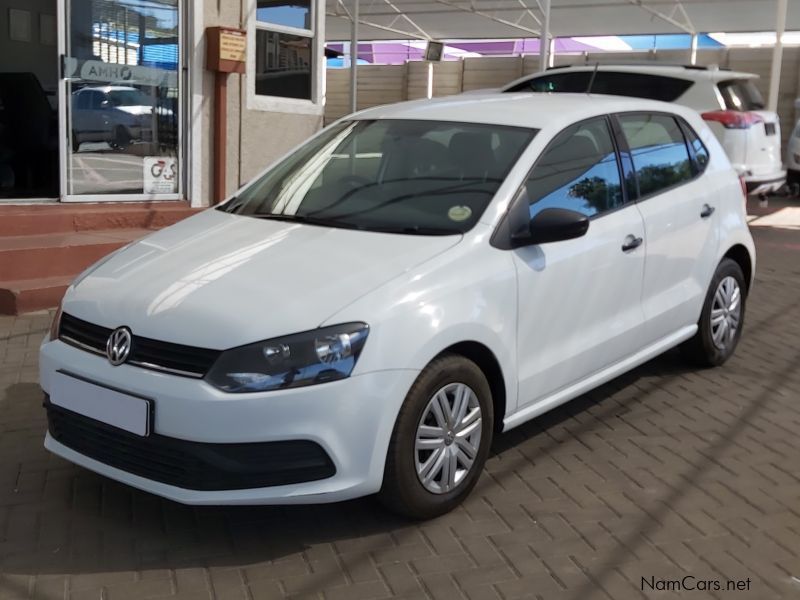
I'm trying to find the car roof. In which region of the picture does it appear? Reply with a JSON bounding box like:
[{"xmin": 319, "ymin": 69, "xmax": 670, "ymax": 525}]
[
  {"xmin": 515, "ymin": 64, "xmax": 757, "ymax": 82},
  {"xmin": 351, "ymin": 92, "xmax": 698, "ymax": 132}
]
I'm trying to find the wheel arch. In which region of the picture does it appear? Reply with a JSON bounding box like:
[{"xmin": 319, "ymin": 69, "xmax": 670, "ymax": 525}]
[
  {"xmin": 722, "ymin": 244, "xmax": 753, "ymax": 292},
  {"xmin": 435, "ymin": 341, "xmax": 507, "ymax": 434}
]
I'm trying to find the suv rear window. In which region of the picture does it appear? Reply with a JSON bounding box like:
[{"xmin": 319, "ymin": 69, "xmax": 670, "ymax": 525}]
[
  {"xmin": 717, "ymin": 79, "xmax": 765, "ymax": 111},
  {"xmin": 506, "ymin": 71, "xmax": 693, "ymax": 102}
]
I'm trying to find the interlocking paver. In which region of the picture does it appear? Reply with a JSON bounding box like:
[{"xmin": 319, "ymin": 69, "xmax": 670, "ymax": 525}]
[{"xmin": 1, "ymin": 198, "xmax": 799, "ymax": 600}]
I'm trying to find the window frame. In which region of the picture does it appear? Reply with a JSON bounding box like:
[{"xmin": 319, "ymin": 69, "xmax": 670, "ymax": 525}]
[
  {"xmin": 246, "ymin": 0, "xmax": 325, "ymax": 115},
  {"xmin": 611, "ymin": 111, "xmax": 704, "ymax": 203}
]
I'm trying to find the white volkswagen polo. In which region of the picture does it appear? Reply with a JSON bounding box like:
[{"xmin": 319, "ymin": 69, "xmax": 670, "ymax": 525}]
[{"xmin": 41, "ymin": 93, "xmax": 755, "ymax": 518}]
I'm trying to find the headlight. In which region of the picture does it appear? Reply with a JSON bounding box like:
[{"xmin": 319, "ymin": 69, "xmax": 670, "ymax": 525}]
[
  {"xmin": 205, "ymin": 323, "xmax": 369, "ymax": 393},
  {"xmin": 48, "ymin": 304, "xmax": 63, "ymax": 341}
]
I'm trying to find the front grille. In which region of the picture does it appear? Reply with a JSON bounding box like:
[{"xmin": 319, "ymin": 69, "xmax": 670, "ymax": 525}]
[
  {"xmin": 765, "ymin": 122, "xmax": 776, "ymax": 136},
  {"xmin": 59, "ymin": 312, "xmax": 221, "ymax": 378},
  {"xmin": 46, "ymin": 398, "xmax": 336, "ymax": 491}
]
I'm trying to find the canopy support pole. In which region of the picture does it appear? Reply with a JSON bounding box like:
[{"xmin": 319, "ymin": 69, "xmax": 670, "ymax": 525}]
[
  {"xmin": 690, "ymin": 33, "xmax": 698, "ymax": 65},
  {"xmin": 538, "ymin": 0, "xmax": 550, "ymax": 72},
  {"xmin": 768, "ymin": 0, "xmax": 787, "ymax": 113},
  {"xmin": 350, "ymin": 0, "xmax": 359, "ymax": 114}
]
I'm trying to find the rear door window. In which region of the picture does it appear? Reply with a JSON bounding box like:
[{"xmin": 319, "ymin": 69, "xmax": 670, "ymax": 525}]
[
  {"xmin": 679, "ymin": 119, "xmax": 710, "ymax": 174},
  {"xmin": 618, "ymin": 113, "xmax": 694, "ymax": 198},
  {"xmin": 717, "ymin": 79, "xmax": 765, "ymax": 111}
]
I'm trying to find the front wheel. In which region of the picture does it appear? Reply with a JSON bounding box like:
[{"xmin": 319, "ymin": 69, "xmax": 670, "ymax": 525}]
[
  {"xmin": 681, "ymin": 258, "xmax": 746, "ymax": 367},
  {"xmin": 379, "ymin": 354, "xmax": 493, "ymax": 519}
]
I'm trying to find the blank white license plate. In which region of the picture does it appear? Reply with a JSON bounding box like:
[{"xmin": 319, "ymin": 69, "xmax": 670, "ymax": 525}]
[{"xmin": 50, "ymin": 371, "xmax": 152, "ymax": 436}]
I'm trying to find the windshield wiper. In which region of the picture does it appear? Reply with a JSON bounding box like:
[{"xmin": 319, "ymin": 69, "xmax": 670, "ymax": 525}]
[
  {"xmin": 369, "ymin": 225, "xmax": 460, "ymax": 236},
  {"xmin": 250, "ymin": 213, "xmax": 364, "ymax": 230}
]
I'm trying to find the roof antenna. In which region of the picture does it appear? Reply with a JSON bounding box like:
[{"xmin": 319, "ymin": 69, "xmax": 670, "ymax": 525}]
[{"xmin": 586, "ymin": 62, "xmax": 599, "ymax": 95}]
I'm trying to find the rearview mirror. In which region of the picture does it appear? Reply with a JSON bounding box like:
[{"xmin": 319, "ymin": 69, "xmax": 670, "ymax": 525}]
[{"xmin": 512, "ymin": 208, "xmax": 589, "ymax": 247}]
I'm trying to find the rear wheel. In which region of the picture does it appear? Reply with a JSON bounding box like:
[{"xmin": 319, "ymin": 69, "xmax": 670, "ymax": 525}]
[
  {"xmin": 379, "ymin": 354, "xmax": 493, "ymax": 519},
  {"xmin": 681, "ymin": 258, "xmax": 746, "ymax": 367}
]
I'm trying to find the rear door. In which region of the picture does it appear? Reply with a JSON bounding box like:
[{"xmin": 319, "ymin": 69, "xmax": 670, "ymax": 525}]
[{"xmin": 615, "ymin": 112, "xmax": 720, "ymax": 345}]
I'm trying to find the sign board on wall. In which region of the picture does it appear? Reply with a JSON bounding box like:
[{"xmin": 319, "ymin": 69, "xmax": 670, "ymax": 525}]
[
  {"xmin": 206, "ymin": 27, "xmax": 247, "ymax": 74},
  {"xmin": 143, "ymin": 157, "xmax": 177, "ymax": 194},
  {"xmin": 219, "ymin": 30, "xmax": 247, "ymax": 62}
]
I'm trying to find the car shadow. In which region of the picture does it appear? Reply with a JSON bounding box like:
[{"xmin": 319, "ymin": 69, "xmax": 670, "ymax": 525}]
[
  {"xmin": 0, "ymin": 348, "xmax": 694, "ymax": 579},
  {"xmin": 0, "ymin": 335, "xmax": 791, "ymax": 600}
]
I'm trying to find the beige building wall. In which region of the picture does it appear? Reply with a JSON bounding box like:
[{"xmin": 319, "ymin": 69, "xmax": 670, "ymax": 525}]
[{"xmin": 196, "ymin": 0, "xmax": 324, "ymax": 206}]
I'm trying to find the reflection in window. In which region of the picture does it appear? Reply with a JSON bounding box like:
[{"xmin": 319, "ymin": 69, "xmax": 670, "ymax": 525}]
[
  {"xmin": 525, "ymin": 117, "xmax": 623, "ymax": 218},
  {"xmin": 257, "ymin": 0, "xmax": 311, "ymax": 29},
  {"xmin": 619, "ymin": 114, "xmax": 693, "ymax": 197},
  {"xmin": 681, "ymin": 121, "xmax": 709, "ymax": 174},
  {"xmin": 255, "ymin": 30, "xmax": 312, "ymax": 100}
]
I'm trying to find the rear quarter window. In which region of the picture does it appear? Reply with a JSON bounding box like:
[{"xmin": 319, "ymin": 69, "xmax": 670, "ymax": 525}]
[{"xmin": 717, "ymin": 79, "xmax": 765, "ymax": 111}]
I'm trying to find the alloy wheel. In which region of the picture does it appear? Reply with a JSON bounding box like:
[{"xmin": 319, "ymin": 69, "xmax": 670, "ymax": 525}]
[
  {"xmin": 710, "ymin": 275, "xmax": 742, "ymax": 350},
  {"xmin": 414, "ymin": 382, "xmax": 482, "ymax": 494}
]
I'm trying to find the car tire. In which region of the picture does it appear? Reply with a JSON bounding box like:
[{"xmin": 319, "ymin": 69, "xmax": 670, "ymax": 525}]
[
  {"xmin": 681, "ymin": 258, "xmax": 747, "ymax": 367},
  {"xmin": 112, "ymin": 126, "xmax": 132, "ymax": 151},
  {"xmin": 71, "ymin": 132, "xmax": 80, "ymax": 153},
  {"xmin": 379, "ymin": 353, "xmax": 493, "ymax": 520}
]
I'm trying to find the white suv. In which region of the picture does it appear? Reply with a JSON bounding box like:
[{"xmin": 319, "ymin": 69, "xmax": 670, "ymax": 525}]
[
  {"xmin": 41, "ymin": 93, "xmax": 755, "ymax": 518},
  {"xmin": 503, "ymin": 64, "xmax": 786, "ymax": 196}
]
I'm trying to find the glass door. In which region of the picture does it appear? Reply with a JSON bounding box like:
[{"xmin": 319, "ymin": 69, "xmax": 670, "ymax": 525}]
[{"xmin": 59, "ymin": 0, "xmax": 182, "ymax": 201}]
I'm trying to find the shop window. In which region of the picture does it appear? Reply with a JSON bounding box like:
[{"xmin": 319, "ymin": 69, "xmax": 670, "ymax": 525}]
[{"xmin": 253, "ymin": 1, "xmax": 317, "ymax": 105}]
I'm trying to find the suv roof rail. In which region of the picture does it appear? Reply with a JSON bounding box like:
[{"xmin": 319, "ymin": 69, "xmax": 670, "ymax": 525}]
[{"xmin": 546, "ymin": 62, "xmax": 731, "ymax": 72}]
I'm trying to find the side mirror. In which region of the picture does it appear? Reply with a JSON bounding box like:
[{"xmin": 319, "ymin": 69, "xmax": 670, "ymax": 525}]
[{"xmin": 512, "ymin": 207, "xmax": 589, "ymax": 247}]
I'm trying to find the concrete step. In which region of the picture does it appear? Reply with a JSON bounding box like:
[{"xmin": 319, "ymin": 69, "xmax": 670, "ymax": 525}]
[
  {"xmin": 0, "ymin": 229, "xmax": 151, "ymax": 282},
  {"xmin": 0, "ymin": 275, "xmax": 73, "ymax": 315},
  {"xmin": 0, "ymin": 201, "xmax": 199, "ymax": 236}
]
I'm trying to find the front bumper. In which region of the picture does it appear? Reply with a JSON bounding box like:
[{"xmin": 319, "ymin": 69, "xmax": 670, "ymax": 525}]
[{"xmin": 40, "ymin": 338, "xmax": 419, "ymax": 504}]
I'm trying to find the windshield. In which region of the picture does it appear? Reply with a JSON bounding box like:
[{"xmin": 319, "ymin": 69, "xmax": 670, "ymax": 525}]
[
  {"xmin": 221, "ymin": 119, "xmax": 536, "ymax": 235},
  {"xmin": 107, "ymin": 89, "xmax": 152, "ymax": 107}
]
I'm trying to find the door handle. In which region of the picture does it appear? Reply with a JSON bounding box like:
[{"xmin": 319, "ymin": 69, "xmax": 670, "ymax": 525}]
[
  {"xmin": 621, "ymin": 235, "xmax": 643, "ymax": 252},
  {"xmin": 700, "ymin": 204, "xmax": 716, "ymax": 218}
]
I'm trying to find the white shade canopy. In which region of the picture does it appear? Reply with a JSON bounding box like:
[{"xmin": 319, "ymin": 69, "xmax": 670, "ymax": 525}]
[{"xmin": 326, "ymin": 0, "xmax": 800, "ymax": 41}]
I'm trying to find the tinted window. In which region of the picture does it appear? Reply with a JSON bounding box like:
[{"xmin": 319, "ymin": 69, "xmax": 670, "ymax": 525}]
[
  {"xmin": 223, "ymin": 119, "xmax": 536, "ymax": 234},
  {"xmin": 75, "ymin": 91, "xmax": 90, "ymax": 109},
  {"xmin": 619, "ymin": 114, "xmax": 693, "ymax": 197},
  {"xmin": 590, "ymin": 72, "xmax": 693, "ymax": 102},
  {"xmin": 680, "ymin": 120, "xmax": 710, "ymax": 173},
  {"xmin": 255, "ymin": 29, "xmax": 312, "ymax": 100},
  {"xmin": 718, "ymin": 79, "xmax": 765, "ymax": 111},
  {"xmin": 505, "ymin": 71, "xmax": 692, "ymax": 102},
  {"xmin": 524, "ymin": 117, "xmax": 623, "ymax": 219},
  {"xmin": 506, "ymin": 71, "xmax": 590, "ymax": 93}
]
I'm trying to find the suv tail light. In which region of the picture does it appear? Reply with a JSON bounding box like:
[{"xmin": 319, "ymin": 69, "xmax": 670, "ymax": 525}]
[{"xmin": 702, "ymin": 110, "xmax": 764, "ymax": 129}]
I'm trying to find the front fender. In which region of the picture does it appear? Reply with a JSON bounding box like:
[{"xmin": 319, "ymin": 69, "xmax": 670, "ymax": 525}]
[{"xmin": 324, "ymin": 231, "xmax": 520, "ymax": 417}]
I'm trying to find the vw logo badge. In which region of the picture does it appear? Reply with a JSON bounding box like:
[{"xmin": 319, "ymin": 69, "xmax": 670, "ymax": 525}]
[{"xmin": 106, "ymin": 327, "xmax": 132, "ymax": 366}]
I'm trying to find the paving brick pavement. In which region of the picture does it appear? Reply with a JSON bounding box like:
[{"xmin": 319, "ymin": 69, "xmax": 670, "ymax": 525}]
[{"xmin": 0, "ymin": 201, "xmax": 798, "ymax": 600}]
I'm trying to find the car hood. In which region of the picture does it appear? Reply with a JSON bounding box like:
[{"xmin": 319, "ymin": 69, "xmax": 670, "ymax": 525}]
[{"xmin": 63, "ymin": 209, "xmax": 462, "ymax": 349}]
